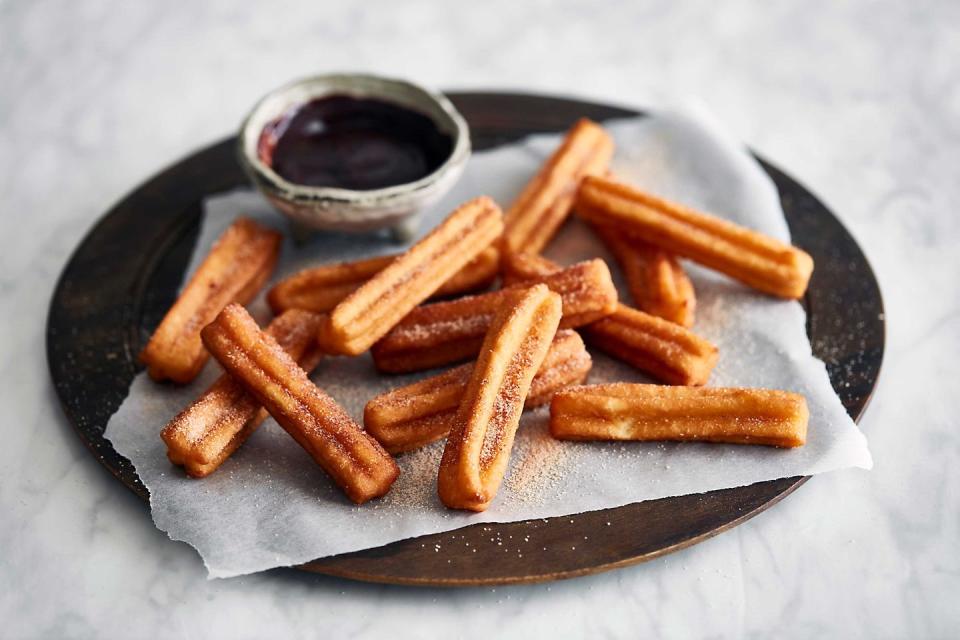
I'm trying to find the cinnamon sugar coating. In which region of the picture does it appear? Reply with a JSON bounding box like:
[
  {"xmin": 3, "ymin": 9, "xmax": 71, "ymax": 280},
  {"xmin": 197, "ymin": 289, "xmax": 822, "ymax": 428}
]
[
  {"xmin": 201, "ymin": 304, "xmax": 398, "ymax": 503},
  {"xmin": 501, "ymin": 253, "xmax": 717, "ymax": 385},
  {"xmin": 584, "ymin": 304, "xmax": 717, "ymax": 386},
  {"xmin": 592, "ymin": 223, "xmax": 696, "ymax": 327},
  {"xmin": 550, "ymin": 383, "xmax": 808, "ymax": 447},
  {"xmin": 438, "ymin": 284, "xmax": 563, "ymax": 511},
  {"xmin": 503, "ymin": 119, "xmax": 613, "ymax": 255},
  {"xmin": 318, "ymin": 196, "xmax": 504, "ymax": 355},
  {"xmin": 365, "ymin": 330, "xmax": 591, "ymax": 454},
  {"xmin": 267, "ymin": 247, "xmax": 499, "ymax": 314},
  {"xmin": 140, "ymin": 217, "xmax": 281, "ymax": 383},
  {"xmin": 371, "ymin": 259, "xmax": 617, "ymax": 373},
  {"xmin": 162, "ymin": 309, "xmax": 324, "ymax": 478},
  {"xmin": 576, "ymin": 176, "xmax": 813, "ymax": 299}
]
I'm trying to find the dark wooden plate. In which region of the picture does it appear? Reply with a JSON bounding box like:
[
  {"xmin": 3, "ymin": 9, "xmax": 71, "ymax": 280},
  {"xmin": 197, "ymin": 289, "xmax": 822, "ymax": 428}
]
[{"xmin": 46, "ymin": 92, "xmax": 884, "ymax": 586}]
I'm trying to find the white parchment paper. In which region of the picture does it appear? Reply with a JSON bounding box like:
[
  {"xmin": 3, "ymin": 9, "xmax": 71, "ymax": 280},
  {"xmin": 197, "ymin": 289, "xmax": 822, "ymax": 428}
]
[{"xmin": 105, "ymin": 105, "xmax": 872, "ymax": 578}]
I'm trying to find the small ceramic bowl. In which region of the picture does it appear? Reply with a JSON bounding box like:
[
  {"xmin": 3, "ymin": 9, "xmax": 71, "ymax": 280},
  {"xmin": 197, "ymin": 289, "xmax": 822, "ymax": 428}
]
[{"xmin": 238, "ymin": 73, "xmax": 471, "ymax": 234}]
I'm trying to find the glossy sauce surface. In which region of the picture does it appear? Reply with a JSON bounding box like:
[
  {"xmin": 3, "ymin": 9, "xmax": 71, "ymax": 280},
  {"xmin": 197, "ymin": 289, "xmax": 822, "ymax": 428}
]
[{"xmin": 258, "ymin": 95, "xmax": 454, "ymax": 191}]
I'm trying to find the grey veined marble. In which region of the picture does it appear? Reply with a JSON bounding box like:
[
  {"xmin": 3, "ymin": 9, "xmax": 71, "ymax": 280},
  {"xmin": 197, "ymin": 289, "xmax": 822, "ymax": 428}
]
[{"xmin": 1, "ymin": 1, "xmax": 958, "ymax": 638}]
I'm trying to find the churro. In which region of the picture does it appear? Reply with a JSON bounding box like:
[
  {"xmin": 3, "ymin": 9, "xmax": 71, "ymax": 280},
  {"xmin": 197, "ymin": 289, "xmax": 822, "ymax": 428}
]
[
  {"xmin": 267, "ymin": 247, "xmax": 499, "ymax": 314},
  {"xmin": 503, "ymin": 119, "xmax": 614, "ymax": 255},
  {"xmin": 371, "ymin": 259, "xmax": 617, "ymax": 373},
  {"xmin": 593, "ymin": 223, "xmax": 696, "ymax": 327},
  {"xmin": 584, "ymin": 304, "xmax": 717, "ymax": 385},
  {"xmin": 576, "ymin": 176, "xmax": 814, "ymax": 299},
  {"xmin": 365, "ymin": 330, "xmax": 591, "ymax": 454},
  {"xmin": 550, "ymin": 383, "xmax": 808, "ymax": 447},
  {"xmin": 438, "ymin": 284, "xmax": 562, "ymax": 511},
  {"xmin": 140, "ymin": 218, "xmax": 281, "ymax": 383},
  {"xmin": 318, "ymin": 196, "xmax": 504, "ymax": 355},
  {"xmin": 161, "ymin": 309, "xmax": 324, "ymax": 478},
  {"xmin": 500, "ymin": 251, "xmax": 566, "ymax": 286},
  {"xmin": 500, "ymin": 252, "xmax": 716, "ymax": 384},
  {"xmin": 201, "ymin": 304, "xmax": 398, "ymax": 503}
]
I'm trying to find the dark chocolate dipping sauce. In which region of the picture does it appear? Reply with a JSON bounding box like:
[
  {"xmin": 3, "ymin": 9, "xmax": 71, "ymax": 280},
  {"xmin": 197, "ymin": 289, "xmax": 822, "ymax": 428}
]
[{"xmin": 258, "ymin": 95, "xmax": 454, "ymax": 191}]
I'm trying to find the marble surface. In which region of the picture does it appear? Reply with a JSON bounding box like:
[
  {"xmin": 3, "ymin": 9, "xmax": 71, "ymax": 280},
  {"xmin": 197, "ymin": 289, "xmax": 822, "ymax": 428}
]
[{"xmin": 1, "ymin": 1, "xmax": 957, "ymax": 637}]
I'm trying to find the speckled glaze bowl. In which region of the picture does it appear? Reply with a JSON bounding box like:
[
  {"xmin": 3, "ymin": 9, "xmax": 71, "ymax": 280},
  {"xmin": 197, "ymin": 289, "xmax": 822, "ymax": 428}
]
[{"xmin": 238, "ymin": 73, "xmax": 471, "ymax": 233}]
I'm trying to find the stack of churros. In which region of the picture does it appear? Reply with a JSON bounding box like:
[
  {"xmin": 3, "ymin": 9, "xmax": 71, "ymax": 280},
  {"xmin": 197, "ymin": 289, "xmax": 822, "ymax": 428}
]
[
  {"xmin": 202, "ymin": 304, "xmax": 399, "ymax": 503},
  {"xmin": 370, "ymin": 258, "xmax": 617, "ymax": 373},
  {"xmin": 267, "ymin": 247, "xmax": 499, "ymax": 314},
  {"xmin": 365, "ymin": 330, "xmax": 591, "ymax": 454},
  {"xmin": 502, "ymin": 252, "xmax": 718, "ymax": 385},
  {"xmin": 141, "ymin": 116, "xmax": 814, "ymax": 510},
  {"xmin": 162, "ymin": 309, "xmax": 324, "ymax": 477}
]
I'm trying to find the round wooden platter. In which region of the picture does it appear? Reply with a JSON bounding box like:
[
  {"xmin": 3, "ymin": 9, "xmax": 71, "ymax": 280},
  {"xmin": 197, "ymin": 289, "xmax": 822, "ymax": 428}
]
[{"xmin": 46, "ymin": 92, "xmax": 884, "ymax": 586}]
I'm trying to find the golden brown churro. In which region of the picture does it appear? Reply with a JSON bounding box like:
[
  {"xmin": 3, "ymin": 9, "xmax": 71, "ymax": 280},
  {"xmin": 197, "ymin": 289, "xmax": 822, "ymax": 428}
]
[
  {"xmin": 584, "ymin": 304, "xmax": 717, "ymax": 386},
  {"xmin": 500, "ymin": 253, "xmax": 717, "ymax": 385},
  {"xmin": 365, "ymin": 330, "xmax": 591, "ymax": 454},
  {"xmin": 576, "ymin": 176, "xmax": 814, "ymax": 299},
  {"xmin": 550, "ymin": 383, "xmax": 808, "ymax": 447},
  {"xmin": 201, "ymin": 304, "xmax": 398, "ymax": 503},
  {"xmin": 318, "ymin": 197, "xmax": 504, "ymax": 355},
  {"xmin": 140, "ymin": 218, "xmax": 282, "ymax": 383},
  {"xmin": 592, "ymin": 223, "xmax": 696, "ymax": 327},
  {"xmin": 503, "ymin": 119, "xmax": 614, "ymax": 255},
  {"xmin": 161, "ymin": 310, "xmax": 325, "ymax": 478},
  {"xmin": 267, "ymin": 247, "xmax": 499, "ymax": 314},
  {"xmin": 371, "ymin": 259, "xmax": 617, "ymax": 373},
  {"xmin": 500, "ymin": 251, "xmax": 563, "ymax": 286},
  {"xmin": 438, "ymin": 285, "xmax": 562, "ymax": 511}
]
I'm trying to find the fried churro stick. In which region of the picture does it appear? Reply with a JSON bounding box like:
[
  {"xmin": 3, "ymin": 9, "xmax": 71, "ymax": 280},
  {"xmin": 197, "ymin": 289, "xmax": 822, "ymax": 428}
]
[
  {"xmin": 267, "ymin": 247, "xmax": 500, "ymax": 314},
  {"xmin": 438, "ymin": 285, "xmax": 562, "ymax": 511},
  {"xmin": 371, "ymin": 259, "xmax": 617, "ymax": 373},
  {"xmin": 500, "ymin": 252, "xmax": 717, "ymax": 385},
  {"xmin": 550, "ymin": 383, "xmax": 808, "ymax": 447},
  {"xmin": 318, "ymin": 197, "xmax": 504, "ymax": 355},
  {"xmin": 592, "ymin": 223, "xmax": 696, "ymax": 327},
  {"xmin": 500, "ymin": 251, "xmax": 567, "ymax": 286},
  {"xmin": 365, "ymin": 330, "xmax": 591, "ymax": 454},
  {"xmin": 576, "ymin": 176, "xmax": 814, "ymax": 299},
  {"xmin": 503, "ymin": 119, "xmax": 614, "ymax": 255},
  {"xmin": 140, "ymin": 218, "xmax": 282, "ymax": 383},
  {"xmin": 162, "ymin": 310, "xmax": 325, "ymax": 478},
  {"xmin": 584, "ymin": 304, "xmax": 717, "ymax": 385},
  {"xmin": 201, "ymin": 304, "xmax": 398, "ymax": 503}
]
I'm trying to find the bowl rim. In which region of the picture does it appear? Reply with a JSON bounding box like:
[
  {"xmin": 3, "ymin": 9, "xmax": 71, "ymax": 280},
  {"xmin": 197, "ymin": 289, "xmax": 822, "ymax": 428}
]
[{"xmin": 237, "ymin": 72, "xmax": 471, "ymax": 204}]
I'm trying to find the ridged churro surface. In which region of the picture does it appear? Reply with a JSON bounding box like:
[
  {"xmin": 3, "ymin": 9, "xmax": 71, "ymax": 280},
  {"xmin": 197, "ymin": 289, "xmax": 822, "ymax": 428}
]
[
  {"xmin": 140, "ymin": 217, "xmax": 281, "ymax": 383},
  {"xmin": 365, "ymin": 330, "xmax": 591, "ymax": 453},
  {"xmin": 438, "ymin": 285, "xmax": 563, "ymax": 511},
  {"xmin": 319, "ymin": 196, "xmax": 504, "ymax": 355},
  {"xmin": 593, "ymin": 223, "xmax": 696, "ymax": 327},
  {"xmin": 201, "ymin": 304, "xmax": 398, "ymax": 503},
  {"xmin": 500, "ymin": 252, "xmax": 715, "ymax": 384},
  {"xmin": 162, "ymin": 309, "xmax": 324, "ymax": 477},
  {"xmin": 267, "ymin": 247, "xmax": 499, "ymax": 314},
  {"xmin": 500, "ymin": 251, "xmax": 563, "ymax": 286},
  {"xmin": 503, "ymin": 119, "xmax": 613, "ymax": 255},
  {"xmin": 584, "ymin": 303, "xmax": 718, "ymax": 385},
  {"xmin": 372, "ymin": 259, "xmax": 616, "ymax": 373},
  {"xmin": 550, "ymin": 383, "xmax": 808, "ymax": 447},
  {"xmin": 576, "ymin": 176, "xmax": 813, "ymax": 299}
]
